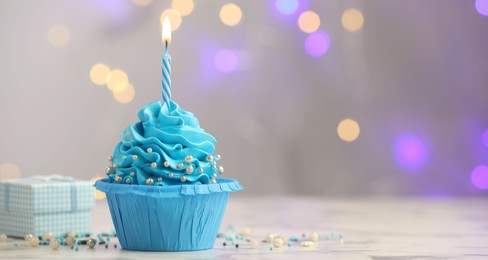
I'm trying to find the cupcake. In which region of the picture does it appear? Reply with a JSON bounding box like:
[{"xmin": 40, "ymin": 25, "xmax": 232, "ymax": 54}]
[
  {"xmin": 95, "ymin": 18, "xmax": 242, "ymax": 251},
  {"xmin": 95, "ymin": 100, "xmax": 242, "ymax": 251}
]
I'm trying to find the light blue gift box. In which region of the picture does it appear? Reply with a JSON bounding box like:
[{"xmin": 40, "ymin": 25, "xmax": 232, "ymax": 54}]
[{"xmin": 0, "ymin": 175, "xmax": 95, "ymax": 237}]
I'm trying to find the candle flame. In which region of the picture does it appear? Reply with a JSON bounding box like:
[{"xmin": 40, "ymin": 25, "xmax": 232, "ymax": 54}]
[{"xmin": 162, "ymin": 17, "xmax": 171, "ymax": 44}]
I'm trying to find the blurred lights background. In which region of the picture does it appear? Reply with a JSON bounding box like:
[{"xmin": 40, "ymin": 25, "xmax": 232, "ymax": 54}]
[{"xmin": 1, "ymin": 0, "xmax": 488, "ymax": 197}]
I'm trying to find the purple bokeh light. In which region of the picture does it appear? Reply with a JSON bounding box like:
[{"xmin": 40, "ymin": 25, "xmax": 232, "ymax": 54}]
[
  {"xmin": 304, "ymin": 31, "xmax": 331, "ymax": 57},
  {"xmin": 482, "ymin": 129, "xmax": 488, "ymax": 148},
  {"xmin": 275, "ymin": 0, "xmax": 299, "ymax": 15},
  {"xmin": 95, "ymin": 0, "xmax": 133, "ymax": 29},
  {"xmin": 214, "ymin": 49, "xmax": 238, "ymax": 73},
  {"xmin": 475, "ymin": 0, "xmax": 488, "ymax": 16},
  {"xmin": 471, "ymin": 165, "xmax": 488, "ymax": 190},
  {"xmin": 394, "ymin": 135, "xmax": 429, "ymax": 170}
]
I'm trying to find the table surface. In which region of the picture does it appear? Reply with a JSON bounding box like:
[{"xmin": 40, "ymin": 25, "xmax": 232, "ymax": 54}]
[{"xmin": 0, "ymin": 196, "xmax": 487, "ymax": 259}]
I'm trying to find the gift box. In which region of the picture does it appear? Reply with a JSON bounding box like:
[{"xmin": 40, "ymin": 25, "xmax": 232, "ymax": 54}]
[{"xmin": 0, "ymin": 175, "xmax": 95, "ymax": 237}]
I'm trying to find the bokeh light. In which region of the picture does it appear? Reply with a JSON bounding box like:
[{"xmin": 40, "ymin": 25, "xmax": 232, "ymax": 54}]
[
  {"xmin": 0, "ymin": 163, "xmax": 21, "ymax": 180},
  {"xmin": 476, "ymin": 0, "xmax": 488, "ymax": 16},
  {"xmin": 161, "ymin": 9, "xmax": 182, "ymax": 31},
  {"xmin": 298, "ymin": 11, "xmax": 320, "ymax": 33},
  {"xmin": 113, "ymin": 83, "xmax": 135, "ymax": 104},
  {"xmin": 106, "ymin": 69, "xmax": 129, "ymax": 93},
  {"xmin": 90, "ymin": 177, "xmax": 107, "ymax": 200},
  {"xmin": 483, "ymin": 128, "xmax": 488, "ymax": 148},
  {"xmin": 132, "ymin": 0, "xmax": 153, "ymax": 7},
  {"xmin": 337, "ymin": 119, "xmax": 360, "ymax": 142},
  {"xmin": 275, "ymin": 0, "xmax": 299, "ymax": 15},
  {"xmin": 214, "ymin": 49, "xmax": 238, "ymax": 73},
  {"xmin": 471, "ymin": 165, "xmax": 488, "ymax": 190},
  {"xmin": 172, "ymin": 0, "xmax": 194, "ymax": 16},
  {"xmin": 48, "ymin": 24, "xmax": 71, "ymax": 47},
  {"xmin": 342, "ymin": 8, "xmax": 364, "ymax": 32},
  {"xmin": 394, "ymin": 135, "xmax": 429, "ymax": 170},
  {"xmin": 304, "ymin": 31, "xmax": 330, "ymax": 57},
  {"xmin": 89, "ymin": 63, "xmax": 111, "ymax": 86},
  {"xmin": 220, "ymin": 3, "xmax": 242, "ymax": 26}
]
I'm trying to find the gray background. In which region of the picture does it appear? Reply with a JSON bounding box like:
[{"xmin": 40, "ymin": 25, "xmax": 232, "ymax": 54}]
[{"xmin": 1, "ymin": 0, "xmax": 487, "ymax": 196}]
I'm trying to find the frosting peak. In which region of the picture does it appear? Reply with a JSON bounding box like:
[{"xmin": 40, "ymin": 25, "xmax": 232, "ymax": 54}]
[{"xmin": 106, "ymin": 101, "xmax": 223, "ymax": 185}]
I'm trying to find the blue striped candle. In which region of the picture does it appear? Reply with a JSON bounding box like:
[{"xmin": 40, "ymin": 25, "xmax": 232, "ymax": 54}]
[
  {"xmin": 162, "ymin": 50, "xmax": 171, "ymax": 108},
  {"xmin": 162, "ymin": 17, "xmax": 172, "ymax": 109}
]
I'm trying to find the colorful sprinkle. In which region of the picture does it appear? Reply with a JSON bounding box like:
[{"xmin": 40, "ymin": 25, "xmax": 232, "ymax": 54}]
[
  {"xmin": 290, "ymin": 236, "xmax": 299, "ymax": 242},
  {"xmin": 300, "ymin": 241, "xmax": 314, "ymax": 247},
  {"xmin": 240, "ymin": 227, "xmax": 251, "ymax": 237},
  {"xmin": 310, "ymin": 232, "xmax": 319, "ymax": 242},
  {"xmin": 250, "ymin": 240, "xmax": 259, "ymax": 249}
]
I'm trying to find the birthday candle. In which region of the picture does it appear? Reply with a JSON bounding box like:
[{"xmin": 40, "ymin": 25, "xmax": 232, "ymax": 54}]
[{"xmin": 161, "ymin": 17, "xmax": 172, "ymax": 108}]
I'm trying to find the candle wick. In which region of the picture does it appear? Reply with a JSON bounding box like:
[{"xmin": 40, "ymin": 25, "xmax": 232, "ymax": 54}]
[{"xmin": 165, "ymin": 40, "xmax": 169, "ymax": 55}]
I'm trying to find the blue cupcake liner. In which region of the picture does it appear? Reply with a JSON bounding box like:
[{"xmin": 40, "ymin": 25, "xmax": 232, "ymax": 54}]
[{"xmin": 94, "ymin": 178, "xmax": 242, "ymax": 251}]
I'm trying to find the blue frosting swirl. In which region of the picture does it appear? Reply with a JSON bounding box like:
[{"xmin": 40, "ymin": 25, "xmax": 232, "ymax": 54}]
[{"xmin": 107, "ymin": 100, "xmax": 223, "ymax": 185}]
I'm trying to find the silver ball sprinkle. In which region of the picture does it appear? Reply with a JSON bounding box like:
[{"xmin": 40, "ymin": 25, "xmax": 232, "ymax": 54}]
[
  {"xmin": 206, "ymin": 155, "xmax": 214, "ymax": 162},
  {"xmin": 66, "ymin": 231, "xmax": 76, "ymax": 238},
  {"xmin": 50, "ymin": 238, "xmax": 60, "ymax": 250},
  {"xmin": 216, "ymin": 154, "xmax": 221, "ymax": 160},
  {"xmin": 64, "ymin": 237, "xmax": 75, "ymax": 246},
  {"xmin": 157, "ymin": 177, "xmax": 163, "ymax": 182},
  {"xmin": 115, "ymin": 175, "xmax": 122, "ymax": 183},
  {"xmin": 164, "ymin": 161, "xmax": 170, "ymax": 167},
  {"xmin": 212, "ymin": 165, "xmax": 217, "ymax": 170},
  {"xmin": 212, "ymin": 173, "xmax": 217, "ymax": 178},
  {"xmin": 180, "ymin": 176, "xmax": 187, "ymax": 182},
  {"xmin": 186, "ymin": 166, "xmax": 194, "ymax": 174},
  {"xmin": 108, "ymin": 155, "xmax": 113, "ymax": 162},
  {"xmin": 125, "ymin": 178, "xmax": 131, "ymax": 184},
  {"xmin": 132, "ymin": 154, "xmax": 138, "ymax": 160},
  {"xmin": 151, "ymin": 162, "xmax": 157, "ymax": 168},
  {"xmin": 218, "ymin": 166, "xmax": 224, "ymax": 173},
  {"xmin": 65, "ymin": 236, "xmax": 75, "ymax": 246},
  {"xmin": 87, "ymin": 238, "xmax": 97, "ymax": 249},
  {"xmin": 198, "ymin": 167, "xmax": 204, "ymax": 174},
  {"xmin": 168, "ymin": 173, "xmax": 174, "ymax": 178},
  {"xmin": 177, "ymin": 163, "xmax": 184, "ymax": 169},
  {"xmin": 184, "ymin": 155, "xmax": 193, "ymax": 163},
  {"xmin": 147, "ymin": 147, "xmax": 153, "ymax": 153},
  {"xmin": 112, "ymin": 163, "xmax": 119, "ymax": 168},
  {"xmin": 29, "ymin": 237, "xmax": 39, "ymax": 247},
  {"xmin": 146, "ymin": 178, "xmax": 154, "ymax": 185},
  {"xmin": 210, "ymin": 178, "xmax": 217, "ymax": 184},
  {"xmin": 43, "ymin": 232, "xmax": 53, "ymax": 241},
  {"xmin": 130, "ymin": 171, "xmax": 135, "ymax": 177},
  {"xmin": 24, "ymin": 234, "xmax": 33, "ymax": 241},
  {"xmin": 105, "ymin": 167, "xmax": 111, "ymax": 174}
]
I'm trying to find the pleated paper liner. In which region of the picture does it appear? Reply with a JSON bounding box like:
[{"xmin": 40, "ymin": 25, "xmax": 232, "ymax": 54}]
[{"xmin": 94, "ymin": 178, "xmax": 243, "ymax": 251}]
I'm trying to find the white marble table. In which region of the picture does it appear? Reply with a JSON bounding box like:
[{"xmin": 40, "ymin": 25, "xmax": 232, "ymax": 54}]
[{"xmin": 1, "ymin": 196, "xmax": 487, "ymax": 259}]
